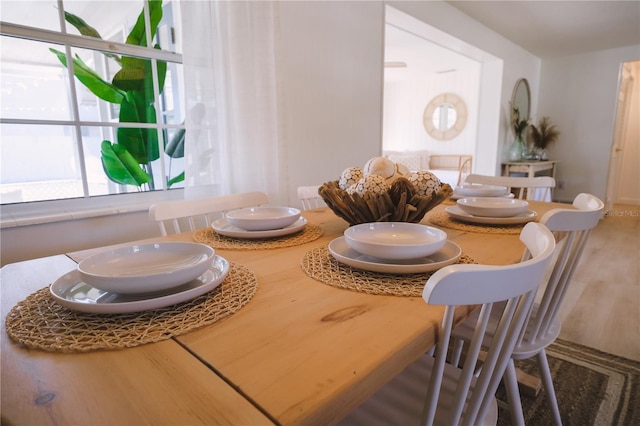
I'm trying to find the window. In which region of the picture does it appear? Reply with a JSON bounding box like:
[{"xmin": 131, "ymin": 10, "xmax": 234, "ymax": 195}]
[{"xmin": 0, "ymin": 0, "xmax": 184, "ymax": 206}]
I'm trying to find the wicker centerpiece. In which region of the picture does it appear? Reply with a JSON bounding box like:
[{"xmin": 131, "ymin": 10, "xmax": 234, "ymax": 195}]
[{"xmin": 319, "ymin": 157, "xmax": 453, "ymax": 226}]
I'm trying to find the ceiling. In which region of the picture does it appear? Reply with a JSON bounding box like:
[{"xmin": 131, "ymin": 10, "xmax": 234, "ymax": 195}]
[
  {"xmin": 384, "ymin": 23, "xmax": 481, "ymax": 75},
  {"xmin": 446, "ymin": 0, "xmax": 640, "ymax": 58}
]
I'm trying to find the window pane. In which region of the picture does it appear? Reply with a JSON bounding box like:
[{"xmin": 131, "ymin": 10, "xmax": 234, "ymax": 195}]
[
  {"xmin": 60, "ymin": 1, "xmax": 144, "ymax": 42},
  {"xmin": 0, "ymin": 1, "xmax": 62, "ymax": 32},
  {"xmin": 160, "ymin": 0, "xmax": 182, "ymax": 54},
  {"xmin": 0, "ymin": 36, "xmax": 73, "ymax": 121},
  {"xmin": 81, "ymin": 125, "xmax": 119, "ymax": 197},
  {"xmin": 66, "ymin": 46, "xmax": 183, "ymax": 124},
  {"xmin": 163, "ymin": 128, "xmax": 185, "ymax": 189},
  {"xmin": 93, "ymin": 126, "xmax": 184, "ymax": 193},
  {"xmin": 68, "ymin": 45, "xmax": 129, "ymax": 123},
  {"xmin": 1, "ymin": 123, "xmax": 84, "ymax": 203},
  {"xmin": 162, "ymin": 62, "xmax": 185, "ymax": 125}
]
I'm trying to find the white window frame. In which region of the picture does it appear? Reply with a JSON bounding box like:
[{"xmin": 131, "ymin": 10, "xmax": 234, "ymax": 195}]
[{"xmin": 0, "ymin": 4, "xmax": 185, "ymax": 228}]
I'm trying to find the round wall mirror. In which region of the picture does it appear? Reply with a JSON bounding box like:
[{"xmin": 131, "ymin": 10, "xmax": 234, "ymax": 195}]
[
  {"xmin": 511, "ymin": 78, "xmax": 531, "ymax": 125},
  {"xmin": 423, "ymin": 93, "xmax": 467, "ymax": 141}
]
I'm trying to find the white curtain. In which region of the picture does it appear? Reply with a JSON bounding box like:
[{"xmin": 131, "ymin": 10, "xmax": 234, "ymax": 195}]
[{"xmin": 181, "ymin": 0, "xmax": 288, "ymax": 204}]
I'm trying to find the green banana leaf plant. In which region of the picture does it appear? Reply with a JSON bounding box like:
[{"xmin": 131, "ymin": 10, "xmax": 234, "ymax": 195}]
[{"xmin": 50, "ymin": 0, "xmax": 184, "ymax": 189}]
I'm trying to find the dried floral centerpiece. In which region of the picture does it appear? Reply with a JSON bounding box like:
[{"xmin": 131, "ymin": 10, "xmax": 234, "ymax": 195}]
[{"xmin": 319, "ymin": 156, "xmax": 453, "ymax": 226}]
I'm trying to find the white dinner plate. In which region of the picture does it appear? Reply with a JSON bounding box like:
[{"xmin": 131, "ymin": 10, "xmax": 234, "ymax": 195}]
[
  {"xmin": 445, "ymin": 205, "xmax": 537, "ymax": 225},
  {"xmin": 328, "ymin": 237, "xmax": 462, "ymax": 274},
  {"xmin": 212, "ymin": 217, "xmax": 307, "ymax": 239},
  {"xmin": 50, "ymin": 256, "xmax": 230, "ymax": 314},
  {"xmin": 451, "ymin": 192, "xmax": 514, "ymax": 200},
  {"xmin": 454, "ymin": 183, "xmax": 509, "ymax": 197}
]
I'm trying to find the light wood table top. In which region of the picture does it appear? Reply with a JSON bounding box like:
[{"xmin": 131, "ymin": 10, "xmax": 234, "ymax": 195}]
[
  {"xmin": 0, "ymin": 255, "xmax": 273, "ymax": 425},
  {"xmin": 2, "ymin": 201, "xmax": 566, "ymax": 425}
]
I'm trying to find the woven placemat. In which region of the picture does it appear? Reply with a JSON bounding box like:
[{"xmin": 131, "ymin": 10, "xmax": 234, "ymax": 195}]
[
  {"xmin": 426, "ymin": 210, "xmax": 526, "ymax": 235},
  {"xmin": 301, "ymin": 246, "xmax": 477, "ymax": 297},
  {"xmin": 5, "ymin": 263, "xmax": 257, "ymax": 353},
  {"xmin": 193, "ymin": 223, "xmax": 324, "ymax": 250}
]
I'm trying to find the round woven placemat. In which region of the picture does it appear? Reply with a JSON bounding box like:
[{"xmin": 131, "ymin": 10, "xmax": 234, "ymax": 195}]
[
  {"xmin": 5, "ymin": 263, "xmax": 257, "ymax": 353},
  {"xmin": 426, "ymin": 210, "xmax": 526, "ymax": 235},
  {"xmin": 301, "ymin": 246, "xmax": 477, "ymax": 297},
  {"xmin": 193, "ymin": 223, "xmax": 324, "ymax": 250}
]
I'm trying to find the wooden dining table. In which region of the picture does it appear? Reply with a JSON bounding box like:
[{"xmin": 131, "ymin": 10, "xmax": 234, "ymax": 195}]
[{"xmin": 1, "ymin": 201, "xmax": 566, "ymax": 425}]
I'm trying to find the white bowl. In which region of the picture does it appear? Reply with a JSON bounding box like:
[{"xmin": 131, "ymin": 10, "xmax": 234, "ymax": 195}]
[
  {"xmin": 454, "ymin": 183, "xmax": 509, "ymax": 197},
  {"xmin": 78, "ymin": 242, "xmax": 216, "ymax": 294},
  {"xmin": 226, "ymin": 206, "xmax": 301, "ymax": 231},
  {"xmin": 456, "ymin": 197, "xmax": 529, "ymax": 217},
  {"xmin": 344, "ymin": 222, "xmax": 447, "ymax": 260}
]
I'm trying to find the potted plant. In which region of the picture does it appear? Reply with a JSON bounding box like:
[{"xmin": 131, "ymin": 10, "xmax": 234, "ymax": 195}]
[
  {"xmin": 509, "ymin": 105, "xmax": 529, "ymax": 161},
  {"xmin": 49, "ymin": 0, "xmax": 184, "ymax": 190},
  {"xmin": 527, "ymin": 116, "xmax": 559, "ymax": 160}
]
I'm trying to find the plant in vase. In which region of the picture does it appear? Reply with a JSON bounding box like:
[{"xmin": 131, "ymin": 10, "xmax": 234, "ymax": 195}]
[
  {"xmin": 528, "ymin": 116, "xmax": 559, "ymax": 160},
  {"xmin": 509, "ymin": 105, "xmax": 529, "ymax": 161}
]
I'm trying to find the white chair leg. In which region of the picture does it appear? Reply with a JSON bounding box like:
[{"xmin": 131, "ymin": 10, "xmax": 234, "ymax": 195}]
[
  {"xmin": 426, "ymin": 345, "xmax": 435, "ymax": 357},
  {"xmin": 537, "ymin": 350, "xmax": 562, "ymax": 426},
  {"xmin": 504, "ymin": 359, "xmax": 526, "ymax": 426},
  {"xmin": 450, "ymin": 337, "xmax": 464, "ymax": 367}
]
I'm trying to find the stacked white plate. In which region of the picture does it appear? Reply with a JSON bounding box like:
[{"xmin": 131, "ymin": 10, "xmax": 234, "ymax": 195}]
[
  {"xmin": 226, "ymin": 206, "xmax": 300, "ymax": 231},
  {"xmin": 51, "ymin": 242, "xmax": 228, "ymax": 313},
  {"xmin": 329, "ymin": 222, "xmax": 461, "ymax": 274},
  {"xmin": 452, "ymin": 183, "xmax": 512, "ymax": 200},
  {"xmin": 457, "ymin": 197, "xmax": 529, "ymax": 217},
  {"xmin": 446, "ymin": 197, "xmax": 537, "ymax": 224},
  {"xmin": 214, "ymin": 206, "xmax": 306, "ymax": 238}
]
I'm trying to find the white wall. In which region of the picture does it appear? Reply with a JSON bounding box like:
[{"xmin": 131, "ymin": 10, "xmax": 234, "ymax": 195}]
[
  {"xmin": 538, "ymin": 45, "xmax": 640, "ymax": 202},
  {"xmin": 383, "ymin": 66, "xmax": 481, "ymax": 155},
  {"xmin": 278, "ymin": 0, "xmax": 385, "ymax": 202},
  {"xmin": 1, "ymin": 210, "xmax": 159, "ymax": 266},
  {"xmin": 1, "ymin": 189, "xmax": 184, "ymax": 266}
]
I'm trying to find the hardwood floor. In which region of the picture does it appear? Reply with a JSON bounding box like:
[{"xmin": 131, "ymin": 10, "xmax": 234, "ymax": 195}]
[{"xmin": 557, "ymin": 203, "xmax": 640, "ymax": 361}]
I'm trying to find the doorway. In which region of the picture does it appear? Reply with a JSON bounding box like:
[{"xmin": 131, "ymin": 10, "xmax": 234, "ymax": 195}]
[
  {"xmin": 383, "ymin": 5, "xmax": 503, "ymax": 176},
  {"xmin": 605, "ymin": 60, "xmax": 640, "ymax": 210}
]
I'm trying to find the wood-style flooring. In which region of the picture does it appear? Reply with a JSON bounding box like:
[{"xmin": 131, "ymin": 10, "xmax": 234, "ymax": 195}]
[{"xmin": 557, "ymin": 203, "xmax": 640, "ymax": 361}]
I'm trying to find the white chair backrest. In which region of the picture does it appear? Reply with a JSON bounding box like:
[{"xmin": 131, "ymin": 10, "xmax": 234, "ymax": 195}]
[
  {"xmin": 521, "ymin": 193, "xmax": 604, "ymax": 345},
  {"xmin": 421, "ymin": 222, "xmax": 556, "ymax": 425},
  {"xmin": 465, "ymin": 174, "xmax": 556, "ymax": 201},
  {"xmin": 297, "ymin": 185, "xmax": 325, "ymax": 210},
  {"xmin": 149, "ymin": 191, "xmax": 269, "ymax": 235}
]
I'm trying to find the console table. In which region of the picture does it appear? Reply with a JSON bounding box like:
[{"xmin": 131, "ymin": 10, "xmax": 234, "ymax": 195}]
[{"xmin": 502, "ymin": 160, "xmax": 557, "ymax": 179}]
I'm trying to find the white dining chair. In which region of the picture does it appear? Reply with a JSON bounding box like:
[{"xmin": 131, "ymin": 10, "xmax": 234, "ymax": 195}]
[
  {"xmin": 449, "ymin": 193, "xmax": 604, "ymax": 426},
  {"xmin": 149, "ymin": 191, "xmax": 269, "ymax": 235},
  {"xmin": 464, "ymin": 174, "xmax": 556, "ymax": 201},
  {"xmin": 297, "ymin": 185, "xmax": 325, "ymax": 210},
  {"xmin": 339, "ymin": 222, "xmax": 557, "ymax": 426}
]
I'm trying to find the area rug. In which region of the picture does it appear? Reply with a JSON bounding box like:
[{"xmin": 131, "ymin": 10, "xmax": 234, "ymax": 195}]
[{"xmin": 497, "ymin": 338, "xmax": 640, "ymax": 426}]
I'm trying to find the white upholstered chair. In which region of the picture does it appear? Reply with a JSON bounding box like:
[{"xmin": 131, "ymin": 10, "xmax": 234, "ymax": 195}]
[
  {"xmin": 339, "ymin": 222, "xmax": 557, "ymax": 426},
  {"xmin": 450, "ymin": 193, "xmax": 604, "ymax": 426},
  {"xmin": 149, "ymin": 191, "xmax": 269, "ymax": 235},
  {"xmin": 297, "ymin": 185, "xmax": 325, "ymax": 210},
  {"xmin": 464, "ymin": 174, "xmax": 556, "ymax": 201},
  {"xmin": 429, "ymin": 154, "xmax": 473, "ymax": 186}
]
